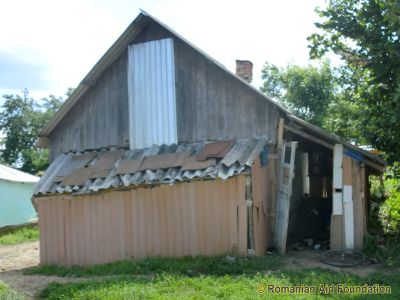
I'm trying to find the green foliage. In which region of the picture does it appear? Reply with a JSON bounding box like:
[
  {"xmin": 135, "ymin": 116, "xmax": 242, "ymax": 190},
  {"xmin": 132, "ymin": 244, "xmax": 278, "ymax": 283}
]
[
  {"xmin": 308, "ymin": 0, "xmax": 400, "ymax": 163},
  {"xmin": 260, "ymin": 61, "xmax": 367, "ymax": 144},
  {"xmin": 380, "ymin": 181, "xmax": 400, "ymax": 235},
  {"xmin": 39, "ymin": 270, "xmax": 400, "ymax": 299},
  {"xmin": 370, "ymin": 169, "xmax": 400, "ymax": 235},
  {"xmin": 261, "ymin": 61, "xmax": 335, "ymax": 127},
  {"xmin": 0, "ymin": 225, "xmax": 39, "ymax": 245},
  {"xmin": 322, "ymin": 65, "xmax": 369, "ymax": 144},
  {"xmin": 366, "ymin": 167, "xmax": 400, "ymax": 268},
  {"xmin": 363, "ymin": 234, "xmax": 400, "ymax": 268},
  {"xmin": 25, "ymin": 255, "xmax": 282, "ymax": 277},
  {"xmin": 0, "ymin": 90, "xmax": 63, "ymax": 174},
  {"xmin": 0, "ymin": 281, "xmax": 26, "ymax": 300}
]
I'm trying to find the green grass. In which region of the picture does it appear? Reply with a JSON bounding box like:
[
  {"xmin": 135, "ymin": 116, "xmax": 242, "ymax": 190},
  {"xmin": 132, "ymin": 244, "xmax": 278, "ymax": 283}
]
[
  {"xmin": 25, "ymin": 255, "xmax": 400, "ymax": 299},
  {"xmin": 39, "ymin": 270, "xmax": 399, "ymax": 299},
  {"xmin": 0, "ymin": 281, "xmax": 26, "ymax": 300},
  {"xmin": 24, "ymin": 255, "xmax": 282, "ymax": 277},
  {"xmin": 0, "ymin": 225, "xmax": 39, "ymax": 245}
]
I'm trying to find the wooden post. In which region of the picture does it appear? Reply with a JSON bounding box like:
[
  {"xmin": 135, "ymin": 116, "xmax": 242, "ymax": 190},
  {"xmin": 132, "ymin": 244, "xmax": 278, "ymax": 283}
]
[
  {"xmin": 274, "ymin": 141, "xmax": 297, "ymax": 254},
  {"xmin": 343, "ymin": 156, "xmax": 354, "ymax": 249},
  {"xmin": 277, "ymin": 118, "xmax": 284, "ymax": 148},
  {"xmin": 332, "ymin": 144, "xmax": 343, "ymax": 215},
  {"xmin": 301, "ymin": 152, "xmax": 310, "ymax": 196},
  {"xmin": 331, "ymin": 144, "xmax": 343, "ymax": 249}
]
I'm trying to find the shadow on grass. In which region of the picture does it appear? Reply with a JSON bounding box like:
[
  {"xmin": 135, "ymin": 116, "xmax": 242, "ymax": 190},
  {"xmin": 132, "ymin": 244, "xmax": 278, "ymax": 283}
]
[{"xmin": 24, "ymin": 254, "xmax": 283, "ymax": 277}]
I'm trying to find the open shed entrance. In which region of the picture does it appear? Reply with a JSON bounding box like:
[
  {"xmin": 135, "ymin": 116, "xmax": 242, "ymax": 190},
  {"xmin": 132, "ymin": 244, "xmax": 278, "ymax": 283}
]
[{"xmin": 281, "ymin": 136, "xmax": 334, "ymax": 252}]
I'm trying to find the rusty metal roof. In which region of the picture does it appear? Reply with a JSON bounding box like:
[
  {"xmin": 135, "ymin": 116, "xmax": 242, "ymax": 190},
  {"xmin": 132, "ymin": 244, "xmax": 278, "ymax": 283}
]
[{"xmin": 34, "ymin": 138, "xmax": 269, "ymax": 196}]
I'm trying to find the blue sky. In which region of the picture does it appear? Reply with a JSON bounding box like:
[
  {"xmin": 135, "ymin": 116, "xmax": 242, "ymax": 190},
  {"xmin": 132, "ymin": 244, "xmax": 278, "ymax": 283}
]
[{"xmin": 0, "ymin": 0, "xmax": 327, "ymax": 102}]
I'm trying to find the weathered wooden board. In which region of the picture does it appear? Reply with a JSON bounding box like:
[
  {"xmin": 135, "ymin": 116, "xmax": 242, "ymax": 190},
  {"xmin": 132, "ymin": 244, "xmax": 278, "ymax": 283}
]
[
  {"xmin": 352, "ymin": 160, "xmax": 364, "ymax": 249},
  {"xmin": 343, "ymin": 156, "xmax": 354, "ymax": 249},
  {"xmin": 174, "ymin": 39, "xmax": 281, "ymax": 144},
  {"xmin": 49, "ymin": 51, "xmax": 129, "ymax": 159},
  {"xmin": 251, "ymin": 158, "xmax": 271, "ymax": 255},
  {"xmin": 332, "ymin": 144, "xmax": 343, "ymax": 216},
  {"xmin": 274, "ymin": 142, "xmax": 297, "ymax": 254},
  {"xmin": 330, "ymin": 215, "xmax": 343, "ymax": 249}
]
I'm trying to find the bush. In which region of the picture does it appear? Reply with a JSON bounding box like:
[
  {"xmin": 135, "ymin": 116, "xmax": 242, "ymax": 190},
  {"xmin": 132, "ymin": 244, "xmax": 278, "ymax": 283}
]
[
  {"xmin": 369, "ymin": 166, "xmax": 400, "ymax": 235},
  {"xmin": 366, "ymin": 165, "xmax": 400, "ymax": 268}
]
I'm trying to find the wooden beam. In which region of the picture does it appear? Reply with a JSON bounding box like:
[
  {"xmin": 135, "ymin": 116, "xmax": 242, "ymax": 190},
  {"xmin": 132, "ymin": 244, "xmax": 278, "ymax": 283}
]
[
  {"xmin": 284, "ymin": 125, "xmax": 333, "ymax": 149},
  {"xmin": 343, "ymin": 156, "xmax": 354, "ymax": 249},
  {"xmin": 364, "ymin": 159, "xmax": 385, "ymax": 173},
  {"xmin": 332, "ymin": 144, "xmax": 343, "ymax": 216},
  {"xmin": 277, "ymin": 118, "xmax": 284, "ymax": 148}
]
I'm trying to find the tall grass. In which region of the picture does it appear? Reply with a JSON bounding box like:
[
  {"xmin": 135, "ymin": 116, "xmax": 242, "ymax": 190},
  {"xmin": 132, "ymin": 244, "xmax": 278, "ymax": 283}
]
[{"xmin": 0, "ymin": 225, "xmax": 39, "ymax": 245}]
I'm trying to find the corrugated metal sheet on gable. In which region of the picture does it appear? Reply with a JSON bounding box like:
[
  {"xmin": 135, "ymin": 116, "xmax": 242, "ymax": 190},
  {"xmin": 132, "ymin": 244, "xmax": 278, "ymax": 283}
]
[
  {"xmin": 34, "ymin": 138, "xmax": 269, "ymax": 196},
  {"xmin": 128, "ymin": 38, "xmax": 177, "ymax": 149}
]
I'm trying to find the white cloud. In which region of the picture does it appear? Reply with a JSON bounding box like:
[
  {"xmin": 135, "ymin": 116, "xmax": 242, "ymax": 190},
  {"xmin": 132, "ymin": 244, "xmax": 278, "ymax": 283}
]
[{"xmin": 0, "ymin": 0, "xmax": 326, "ymax": 100}]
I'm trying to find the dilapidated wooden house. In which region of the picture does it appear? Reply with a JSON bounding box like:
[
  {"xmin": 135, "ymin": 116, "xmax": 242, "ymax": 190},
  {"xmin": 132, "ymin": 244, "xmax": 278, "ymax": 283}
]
[{"xmin": 34, "ymin": 11, "xmax": 385, "ymax": 266}]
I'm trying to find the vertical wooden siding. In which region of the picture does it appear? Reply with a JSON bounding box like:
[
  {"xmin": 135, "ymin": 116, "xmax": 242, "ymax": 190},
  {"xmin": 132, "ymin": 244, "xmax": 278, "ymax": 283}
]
[
  {"xmin": 251, "ymin": 158, "xmax": 274, "ymax": 255},
  {"xmin": 352, "ymin": 160, "xmax": 365, "ymax": 249},
  {"xmin": 174, "ymin": 39, "xmax": 281, "ymax": 144},
  {"xmin": 37, "ymin": 176, "xmax": 247, "ymax": 266},
  {"xmin": 49, "ymin": 51, "xmax": 129, "ymax": 160},
  {"xmin": 330, "ymin": 155, "xmax": 366, "ymax": 250}
]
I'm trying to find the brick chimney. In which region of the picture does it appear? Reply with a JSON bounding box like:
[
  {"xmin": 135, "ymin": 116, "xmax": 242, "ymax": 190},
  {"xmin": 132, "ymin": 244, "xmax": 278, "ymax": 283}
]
[{"xmin": 236, "ymin": 60, "xmax": 253, "ymax": 83}]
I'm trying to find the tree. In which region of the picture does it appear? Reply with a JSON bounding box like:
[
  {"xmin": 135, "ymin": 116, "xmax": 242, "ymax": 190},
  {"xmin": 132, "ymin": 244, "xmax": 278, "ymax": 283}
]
[
  {"xmin": 261, "ymin": 61, "xmax": 335, "ymax": 127},
  {"xmin": 0, "ymin": 90, "xmax": 63, "ymax": 174},
  {"xmin": 308, "ymin": 0, "xmax": 400, "ymax": 162}
]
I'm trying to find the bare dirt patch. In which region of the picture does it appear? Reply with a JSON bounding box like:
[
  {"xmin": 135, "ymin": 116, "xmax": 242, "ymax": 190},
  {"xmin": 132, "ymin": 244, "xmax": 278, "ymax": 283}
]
[
  {"xmin": 0, "ymin": 271, "xmax": 98, "ymax": 299},
  {"xmin": 0, "ymin": 241, "xmax": 39, "ymax": 272},
  {"xmin": 0, "ymin": 242, "xmax": 119, "ymax": 299},
  {"xmin": 285, "ymin": 250, "xmax": 380, "ymax": 277}
]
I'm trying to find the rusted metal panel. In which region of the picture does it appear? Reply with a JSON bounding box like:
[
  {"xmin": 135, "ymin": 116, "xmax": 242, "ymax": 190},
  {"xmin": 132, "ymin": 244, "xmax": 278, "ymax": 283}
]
[
  {"xmin": 181, "ymin": 157, "xmax": 216, "ymax": 171},
  {"xmin": 61, "ymin": 167, "xmax": 94, "ymax": 186},
  {"xmin": 92, "ymin": 150, "xmax": 125, "ymax": 171},
  {"xmin": 196, "ymin": 140, "xmax": 235, "ymax": 161},
  {"xmin": 128, "ymin": 38, "xmax": 177, "ymax": 149},
  {"xmin": 139, "ymin": 152, "xmax": 190, "ymax": 171}
]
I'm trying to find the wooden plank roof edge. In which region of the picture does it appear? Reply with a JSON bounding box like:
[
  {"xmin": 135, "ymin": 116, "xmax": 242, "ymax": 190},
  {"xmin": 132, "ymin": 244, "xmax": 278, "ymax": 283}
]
[{"xmin": 286, "ymin": 116, "xmax": 386, "ymax": 170}]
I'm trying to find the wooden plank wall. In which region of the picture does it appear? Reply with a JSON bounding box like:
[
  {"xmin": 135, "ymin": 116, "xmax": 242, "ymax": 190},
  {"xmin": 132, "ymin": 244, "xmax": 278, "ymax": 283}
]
[
  {"xmin": 37, "ymin": 176, "xmax": 248, "ymax": 266},
  {"xmin": 352, "ymin": 160, "xmax": 365, "ymax": 249},
  {"xmin": 251, "ymin": 158, "xmax": 273, "ymax": 255},
  {"xmin": 49, "ymin": 51, "xmax": 129, "ymax": 160},
  {"xmin": 329, "ymin": 154, "xmax": 366, "ymax": 250},
  {"xmin": 174, "ymin": 38, "xmax": 281, "ymax": 144},
  {"xmin": 342, "ymin": 156, "xmax": 354, "ymax": 249}
]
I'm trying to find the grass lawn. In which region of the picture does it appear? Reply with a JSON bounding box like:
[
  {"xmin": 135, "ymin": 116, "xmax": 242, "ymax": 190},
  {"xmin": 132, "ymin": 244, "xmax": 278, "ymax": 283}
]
[
  {"xmin": 0, "ymin": 281, "xmax": 25, "ymax": 300},
  {"xmin": 0, "ymin": 225, "xmax": 39, "ymax": 245},
  {"xmin": 25, "ymin": 255, "xmax": 399, "ymax": 299},
  {"xmin": 40, "ymin": 270, "xmax": 398, "ymax": 299}
]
